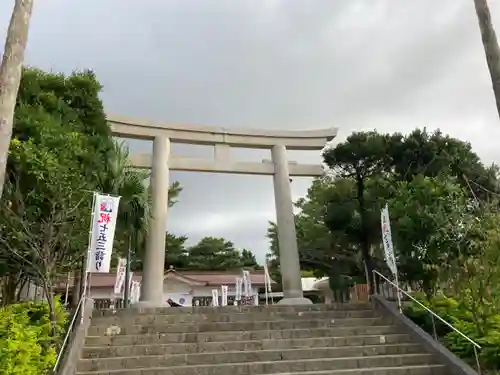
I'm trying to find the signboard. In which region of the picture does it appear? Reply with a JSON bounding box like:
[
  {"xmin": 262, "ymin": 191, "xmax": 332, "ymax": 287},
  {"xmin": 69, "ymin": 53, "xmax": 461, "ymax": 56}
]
[{"xmin": 239, "ymin": 296, "xmax": 255, "ymax": 305}]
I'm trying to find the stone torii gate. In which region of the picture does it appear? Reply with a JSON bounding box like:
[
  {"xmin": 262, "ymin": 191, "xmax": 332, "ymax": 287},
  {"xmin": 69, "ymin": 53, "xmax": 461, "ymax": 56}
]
[{"xmin": 108, "ymin": 115, "xmax": 338, "ymax": 306}]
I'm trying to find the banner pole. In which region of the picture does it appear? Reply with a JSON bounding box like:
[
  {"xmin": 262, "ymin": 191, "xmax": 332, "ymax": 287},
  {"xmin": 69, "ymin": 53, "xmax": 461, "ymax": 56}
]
[
  {"xmin": 64, "ymin": 272, "xmax": 70, "ymax": 306},
  {"xmin": 80, "ymin": 192, "xmax": 97, "ymax": 323},
  {"xmin": 394, "ymin": 270, "xmax": 403, "ymax": 314},
  {"xmin": 264, "ymin": 276, "xmax": 269, "ymax": 305}
]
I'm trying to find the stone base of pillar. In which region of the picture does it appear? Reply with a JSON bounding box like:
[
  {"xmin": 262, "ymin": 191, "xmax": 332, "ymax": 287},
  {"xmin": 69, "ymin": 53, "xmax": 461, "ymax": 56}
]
[{"xmin": 277, "ymin": 297, "xmax": 313, "ymax": 305}]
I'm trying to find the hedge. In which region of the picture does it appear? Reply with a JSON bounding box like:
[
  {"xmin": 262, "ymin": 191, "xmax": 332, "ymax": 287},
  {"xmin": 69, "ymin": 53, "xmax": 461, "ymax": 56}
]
[
  {"xmin": 0, "ymin": 298, "xmax": 68, "ymax": 375},
  {"xmin": 405, "ymin": 294, "xmax": 500, "ymax": 371}
]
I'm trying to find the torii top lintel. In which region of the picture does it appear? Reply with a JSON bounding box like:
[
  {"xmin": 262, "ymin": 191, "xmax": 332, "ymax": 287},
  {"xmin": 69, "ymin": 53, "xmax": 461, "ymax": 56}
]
[{"xmin": 108, "ymin": 114, "xmax": 338, "ymax": 150}]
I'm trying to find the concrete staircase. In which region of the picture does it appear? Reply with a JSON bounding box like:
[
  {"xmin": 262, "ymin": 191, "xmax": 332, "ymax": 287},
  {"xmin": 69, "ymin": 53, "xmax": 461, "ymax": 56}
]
[{"xmin": 77, "ymin": 303, "xmax": 448, "ymax": 375}]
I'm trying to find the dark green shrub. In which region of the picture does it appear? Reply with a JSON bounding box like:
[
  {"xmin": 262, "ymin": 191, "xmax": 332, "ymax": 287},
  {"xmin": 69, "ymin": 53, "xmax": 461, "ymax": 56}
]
[
  {"xmin": 404, "ymin": 293, "xmax": 466, "ymax": 337},
  {"xmin": 405, "ymin": 293, "xmax": 500, "ymax": 370},
  {"xmin": 442, "ymin": 319, "xmax": 479, "ymax": 361},
  {"xmin": 0, "ymin": 298, "xmax": 68, "ymax": 375}
]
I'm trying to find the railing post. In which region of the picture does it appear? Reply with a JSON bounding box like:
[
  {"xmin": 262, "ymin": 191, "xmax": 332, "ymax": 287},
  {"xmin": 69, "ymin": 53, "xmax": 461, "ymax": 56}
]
[
  {"xmin": 431, "ymin": 314, "xmax": 438, "ymax": 340},
  {"xmin": 473, "ymin": 345, "xmax": 482, "ymax": 375},
  {"xmin": 373, "ymin": 271, "xmax": 380, "ymax": 295}
]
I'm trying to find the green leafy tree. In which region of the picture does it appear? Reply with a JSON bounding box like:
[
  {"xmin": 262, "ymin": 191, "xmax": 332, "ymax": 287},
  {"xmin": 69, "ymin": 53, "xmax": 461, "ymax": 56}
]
[
  {"xmin": 163, "ymin": 233, "xmax": 189, "ymax": 270},
  {"xmin": 267, "ymin": 176, "xmax": 365, "ymax": 288},
  {"xmin": 239, "ymin": 249, "xmax": 259, "ymax": 269},
  {"xmin": 0, "ymin": 68, "xmax": 122, "ymax": 306},
  {"xmin": 390, "ymin": 128, "xmax": 498, "ymax": 200},
  {"xmin": 388, "ymin": 174, "xmax": 471, "ymax": 297},
  {"xmin": 321, "ymin": 129, "xmax": 498, "ymax": 291},
  {"xmin": 0, "ymin": 116, "xmax": 89, "ymax": 327},
  {"xmin": 322, "ymin": 132, "xmax": 396, "ymax": 290},
  {"xmin": 448, "ymin": 208, "xmax": 500, "ymax": 335},
  {"xmin": 187, "ymin": 237, "xmax": 258, "ymax": 270}
]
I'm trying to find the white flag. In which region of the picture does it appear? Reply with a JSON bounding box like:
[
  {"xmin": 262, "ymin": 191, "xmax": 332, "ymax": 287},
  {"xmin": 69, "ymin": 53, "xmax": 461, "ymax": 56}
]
[
  {"xmin": 114, "ymin": 258, "xmax": 127, "ymax": 295},
  {"xmin": 135, "ymin": 281, "xmax": 141, "ymax": 303},
  {"xmin": 212, "ymin": 289, "xmax": 219, "ymax": 306},
  {"xmin": 221, "ymin": 285, "xmax": 228, "ymax": 306},
  {"xmin": 242, "ymin": 270, "xmax": 252, "ymax": 297},
  {"xmin": 89, "ymin": 194, "xmax": 121, "ymax": 273},
  {"xmin": 235, "ymin": 277, "xmax": 242, "ymax": 301},
  {"xmin": 263, "ymin": 263, "xmax": 272, "ymax": 292},
  {"xmin": 130, "ymin": 281, "xmax": 141, "ymax": 304},
  {"xmin": 381, "ymin": 204, "xmax": 397, "ymax": 276},
  {"xmin": 130, "ymin": 281, "xmax": 137, "ymax": 303},
  {"xmin": 127, "ymin": 272, "xmax": 134, "ymax": 298}
]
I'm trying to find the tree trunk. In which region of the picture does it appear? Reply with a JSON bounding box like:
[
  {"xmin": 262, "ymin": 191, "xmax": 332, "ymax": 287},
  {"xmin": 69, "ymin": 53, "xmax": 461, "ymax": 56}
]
[
  {"xmin": 474, "ymin": 0, "xmax": 500, "ymax": 119},
  {"xmin": 0, "ymin": 0, "xmax": 34, "ymax": 198},
  {"xmin": 356, "ymin": 176, "xmax": 376, "ymax": 293},
  {"xmin": 15, "ymin": 276, "xmax": 28, "ymax": 301},
  {"xmin": 2, "ymin": 271, "xmax": 21, "ymax": 305},
  {"xmin": 42, "ymin": 281, "xmax": 58, "ymax": 337}
]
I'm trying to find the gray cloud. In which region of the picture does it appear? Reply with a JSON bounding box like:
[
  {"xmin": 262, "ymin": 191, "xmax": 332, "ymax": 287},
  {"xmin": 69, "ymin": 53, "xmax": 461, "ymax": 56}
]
[{"xmin": 2, "ymin": 0, "xmax": 500, "ymax": 262}]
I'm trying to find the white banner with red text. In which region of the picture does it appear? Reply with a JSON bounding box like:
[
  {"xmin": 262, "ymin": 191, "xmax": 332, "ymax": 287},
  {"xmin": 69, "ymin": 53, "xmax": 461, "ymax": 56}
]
[{"xmin": 89, "ymin": 194, "xmax": 121, "ymax": 273}]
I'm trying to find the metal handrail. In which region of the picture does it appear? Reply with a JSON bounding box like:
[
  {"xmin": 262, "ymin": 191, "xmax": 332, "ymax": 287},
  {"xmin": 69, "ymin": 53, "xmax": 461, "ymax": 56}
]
[
  {"xmin": 52, "ymin": 296, "xmax": 85, "ymax": 374},
  {"xmin": 373, "ymin": 270, "xmax": 482, "ymax": 374}
]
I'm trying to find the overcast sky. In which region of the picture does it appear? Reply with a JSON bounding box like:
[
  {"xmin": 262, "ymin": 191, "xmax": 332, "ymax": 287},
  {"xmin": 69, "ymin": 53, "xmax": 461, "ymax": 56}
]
[{"xmin": 2, "ymin": 0, "xmax": 500, "ymax": 263}]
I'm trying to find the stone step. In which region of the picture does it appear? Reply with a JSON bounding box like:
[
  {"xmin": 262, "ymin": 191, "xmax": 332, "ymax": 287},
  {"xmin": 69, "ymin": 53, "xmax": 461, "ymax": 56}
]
[
  {"xmin": 275, "ymin": 367, "xmax": 448, "ymax": 375},
  {"xmin": 78, "ymin": 343, "xmax": 425, "ymax": 372},
  {"xmin": 83, "ymin": 333, "xmax": 413, "ymax": 359},
  {"xmin": 85, "ymin": 325, "xmax": 402, "ymax": 347},
  {"xmin": 87, "ymin": 317, "xmax": 386, "ymax": 336},
  {"xmin": 93, "ymin": 303, "xmax": 372, "ymax": 318},
  {"xmin": 90, "ymin": 309, "xmax": 377, "ymax": 326},
  {"xmin": 217, "ymin": 366, "xmax": 448, "ymax": 375},
  {"xmin": 76, "ymin": 353, "xmax": 438, "ymax": 375}
]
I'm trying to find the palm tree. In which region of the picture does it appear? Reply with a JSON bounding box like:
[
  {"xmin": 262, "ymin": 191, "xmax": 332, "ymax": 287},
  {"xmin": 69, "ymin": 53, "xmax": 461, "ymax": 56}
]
[
  {"xmin": 96, "ymin": 141, "xmax": 182, "ymax": 306},
  {"xmin": 97, "ymin": 141, "xmax": 151, "ymax": 306},
  {"xmin": 474, "ymin": 0, "xmax": 500, "ymax": 119}
]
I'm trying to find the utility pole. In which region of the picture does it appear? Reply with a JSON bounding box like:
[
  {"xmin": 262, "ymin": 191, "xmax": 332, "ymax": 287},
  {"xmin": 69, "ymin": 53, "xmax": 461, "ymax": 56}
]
[
  {"xmin": 473, "ymin": 0, "xmax": 500, "ymax": 120},
  {"xmin": 123, "ymin": 234, "xmax": 132, "ymax": 307},
  {"xmin": 0, "ymin": 0, "xmax": 34, "ymax": 198}
]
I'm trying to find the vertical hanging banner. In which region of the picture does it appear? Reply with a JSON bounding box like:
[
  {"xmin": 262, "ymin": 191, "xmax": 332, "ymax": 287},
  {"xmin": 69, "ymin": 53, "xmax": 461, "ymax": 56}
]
[
  {"xmin": 130, "ymin": 281, "xmax": 141, "ymax": 304},
  {"xmin": 127, "ymin": 272, "xmax": 134, "ymax": 299},
  {"xmin": 242, "ymin": 270, "xmax": 252, "ymax": 297},
  {"xmin": 235, "ymin": 277, "xmax": 242, "ymax": 302},
  {"xmin": 264, "ymin": 263, "xmax": 272, "ymax": 293},
  {"xmin": 212, "ymin": 289, "xmax": 219, "ymax": 306},
  {"xmin": 135, "ymin": 281, "xmax": 142, "ymax": 303},
  {"xmin": 89, "ymin": 194, "xmax": 121, "ymax": 273},
  {"xmin": 114, "ymin": 258, "xmax": 127, "ymax": 295},
  {"xmin": 221, "ymin": 285, "xmax": 228, "ymax": 306},
  {"xmin": 263, "ymin": 263, "xmax": 272, "ymax": 305},
  {"xmin": 129, "ymin": 281, "xmax": 137, "ymax": 303},
  {"xmin": 381, "ymin": 203, "xmax": 402, "ymax": 313},
  {"xmin": 381, "ymin": 204, "xmax": 397, "ymax": 276}
]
